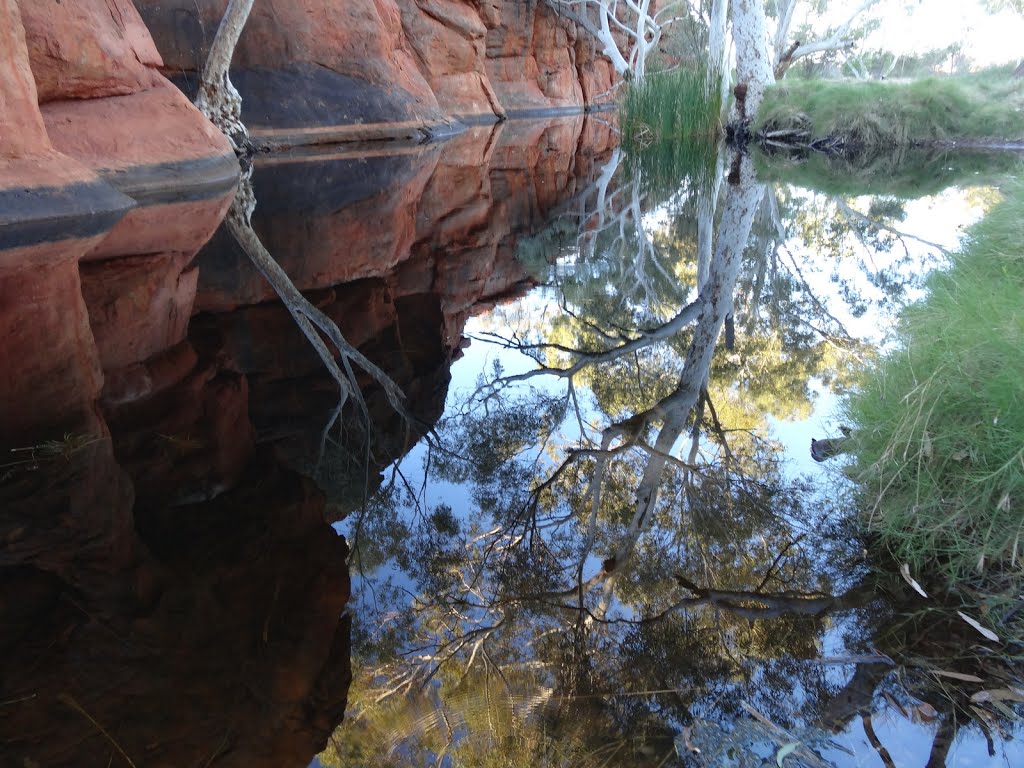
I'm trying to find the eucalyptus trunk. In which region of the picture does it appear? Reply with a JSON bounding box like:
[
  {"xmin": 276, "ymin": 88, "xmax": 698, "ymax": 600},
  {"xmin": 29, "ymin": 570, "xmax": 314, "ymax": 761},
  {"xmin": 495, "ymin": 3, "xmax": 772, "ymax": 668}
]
[
  {"xmin": 729, "ymin": 0, "xmax": 774, "ymax": 123},
  {"xmin": 195, "ymin": 0, "xmax": 254, "ymax": 151}
]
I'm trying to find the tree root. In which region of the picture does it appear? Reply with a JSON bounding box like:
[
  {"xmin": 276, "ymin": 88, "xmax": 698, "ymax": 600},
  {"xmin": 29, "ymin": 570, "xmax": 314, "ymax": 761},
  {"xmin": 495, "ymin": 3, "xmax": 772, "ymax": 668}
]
[
  {"xmin": 226, "ymin": 171, "xmax": 408, "ymax": 429},
  {"xmin": 197, "ymin": 0, "xmax": 409, "ymax": 451}
]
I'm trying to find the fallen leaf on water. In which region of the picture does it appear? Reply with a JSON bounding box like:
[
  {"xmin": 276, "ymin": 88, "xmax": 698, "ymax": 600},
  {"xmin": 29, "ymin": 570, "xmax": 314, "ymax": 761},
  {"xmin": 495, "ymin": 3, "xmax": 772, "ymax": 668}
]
[
  {"xmin": 776, "ymin": 742, "xmax": 799, "ymax": 766},
  {"xmin": 971, "ymin": 705, "xmax": 1011, "ymax": 739},
  {"xmin": 883, "ymin": 691, "xmax": 909, "ymax": 719},
  {"xmin": 957, "ymin": 610, "xmax": 999, "ymax": 642},
  {"xmin": 971, "ymin": 688, "xmax": 1024, "ymax": 704},
  {"xmin": 931, "ymin": 670, "xmax": 984, "ymax": 683},
  {"xmin": 988, "ymin": 699, "xmax": 1019, "ymax": 722},
  {"xmin": 900, "ymin": 564, "xmax": 929, "ymax": 598},
  {"xmin": 913, "ymin": 702, "xmax": 939, "ymax": 722},
  {"xmin": 970, "ymin": 705, "xmax": 994, "ymax": 724}
]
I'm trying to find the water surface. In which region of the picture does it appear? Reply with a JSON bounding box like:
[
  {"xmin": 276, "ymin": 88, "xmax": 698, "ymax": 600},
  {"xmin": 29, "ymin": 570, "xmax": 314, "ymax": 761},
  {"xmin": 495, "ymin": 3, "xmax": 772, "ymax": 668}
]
[{"xmin": 1, "ymin": 117, "xmax": 1020, "ymax": 767}]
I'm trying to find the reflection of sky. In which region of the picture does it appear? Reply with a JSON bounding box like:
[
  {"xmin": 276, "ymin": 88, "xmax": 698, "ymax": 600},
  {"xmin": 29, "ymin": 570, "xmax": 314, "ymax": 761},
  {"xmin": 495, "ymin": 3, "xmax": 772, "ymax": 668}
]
[
  {"xmin": 337, "ymin": 178, "xmax": 1021, "ymax": 766},
  {"xmin": 781, "ymin": 187, "xmax": 983, "ymax": 346},
  {"xmin": 770, "ymin": 185, "xmax": 987, "ymax": 478}
]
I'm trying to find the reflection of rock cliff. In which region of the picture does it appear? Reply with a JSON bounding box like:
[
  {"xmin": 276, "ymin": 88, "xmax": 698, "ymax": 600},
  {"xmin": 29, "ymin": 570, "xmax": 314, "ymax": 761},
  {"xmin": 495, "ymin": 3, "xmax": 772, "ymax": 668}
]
[
  {"xmin": 0, "ymin": 111, "xmax": 617, "ymax": 765},
  {"xmin": 0, "ymin": 439, "xmax": 353, "ymax": 767},
  {"xmin": 190, "ymin": 115, "xmax": 618, "ymax": 513}
]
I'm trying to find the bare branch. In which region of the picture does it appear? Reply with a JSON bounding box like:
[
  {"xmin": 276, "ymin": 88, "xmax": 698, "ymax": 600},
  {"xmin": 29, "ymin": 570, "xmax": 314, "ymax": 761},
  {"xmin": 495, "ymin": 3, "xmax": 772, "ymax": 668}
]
[{"xmin": 777, "ymin": 0, "xmax": 882, "ymax": 78}]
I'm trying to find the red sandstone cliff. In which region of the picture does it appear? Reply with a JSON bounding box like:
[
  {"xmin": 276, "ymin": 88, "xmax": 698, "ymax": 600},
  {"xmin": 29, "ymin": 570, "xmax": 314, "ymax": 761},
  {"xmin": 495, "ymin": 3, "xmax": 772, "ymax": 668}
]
[
  {"xmin": 0, "ymin": 0, "xmax": 237, "ymax": 266},
  {"xmin": 2, "ymin": 1, "xmax": 618, "ymax": 223},
  {"xmin": 133, "ymin": 0, "xmax": 620, "ymax": 145}
]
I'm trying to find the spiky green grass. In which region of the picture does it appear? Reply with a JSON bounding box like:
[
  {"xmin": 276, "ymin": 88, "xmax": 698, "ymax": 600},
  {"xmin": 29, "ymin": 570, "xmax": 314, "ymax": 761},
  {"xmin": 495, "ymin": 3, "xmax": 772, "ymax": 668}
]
[
  {"xmin": 619, "ymin": 67, "xmax": 721, "ymax": 200},
  {"xmin": 844, "ymin": 181, "xmax": 1024, "ymax": 590},
  {"xmin": 621, "ymin": 67, "xmax": 721, "ymax": 146},
  {"xmin": 756, "ymin": 68, "xmax": 1024, "ymax": 148}
]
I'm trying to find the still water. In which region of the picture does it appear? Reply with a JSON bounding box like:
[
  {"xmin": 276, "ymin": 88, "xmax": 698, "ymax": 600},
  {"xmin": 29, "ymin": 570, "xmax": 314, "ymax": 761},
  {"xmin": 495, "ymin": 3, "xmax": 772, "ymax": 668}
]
[{"xmin": 1, "ymin": 116, "xmax": 1020, "ymax": 767}]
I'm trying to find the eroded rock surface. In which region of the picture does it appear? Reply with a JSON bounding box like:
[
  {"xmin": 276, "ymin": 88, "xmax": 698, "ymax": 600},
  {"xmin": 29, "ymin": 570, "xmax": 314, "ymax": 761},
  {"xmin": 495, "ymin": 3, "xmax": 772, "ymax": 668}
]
[
  {"xmin": 134, "ymin": 0, "xmax": 620, "ymax": 144},
  {"xmin": 0, "ymin": 0, "xmax": 236, "ymax": 252}
]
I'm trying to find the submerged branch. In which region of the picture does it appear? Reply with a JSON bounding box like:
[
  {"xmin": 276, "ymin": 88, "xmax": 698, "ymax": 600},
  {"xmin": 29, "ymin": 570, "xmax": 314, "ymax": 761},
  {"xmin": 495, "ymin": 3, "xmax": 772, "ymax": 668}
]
[{"xmin": 226, "ymin": 175, "xmax": 408, "ymax": 426}]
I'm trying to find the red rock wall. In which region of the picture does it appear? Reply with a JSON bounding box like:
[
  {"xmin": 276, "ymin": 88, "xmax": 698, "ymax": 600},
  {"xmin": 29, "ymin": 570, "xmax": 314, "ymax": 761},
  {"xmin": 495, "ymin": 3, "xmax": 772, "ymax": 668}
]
[
  {"xmin": 133, "ymin": 0, "xmax": 622, "ymax": 144},
  {"xmin": 20, "ymin": 0, "xmax": 164, "ymax": 103},
  {"xmin": 0, "ymin": 0, "xmax": 50, "ymax": 158},
  {"xmin": 3, "ymin": 0, "xmax": 232, "ymax": 176}
]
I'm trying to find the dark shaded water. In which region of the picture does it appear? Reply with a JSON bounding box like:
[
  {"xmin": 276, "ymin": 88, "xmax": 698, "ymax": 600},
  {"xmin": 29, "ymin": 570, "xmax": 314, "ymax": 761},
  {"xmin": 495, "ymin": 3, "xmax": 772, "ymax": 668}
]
[{"xmin": 1, "ymin": 117, "xmax": 1021, "ymax": 767}]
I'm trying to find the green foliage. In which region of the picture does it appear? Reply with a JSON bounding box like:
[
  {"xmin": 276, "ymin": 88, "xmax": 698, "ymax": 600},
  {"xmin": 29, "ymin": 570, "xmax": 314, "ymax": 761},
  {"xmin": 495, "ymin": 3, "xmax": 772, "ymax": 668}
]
[
  {"xmin": 844, "ymin": 181, "xmax": 1024, "ymax": 591},
  {"xmin": 755, "ymin": 145, "xmax": 1022, "ymax": 199},
  {"xmin": 756, "ymin": 68, "xmax": 1024, "ymax": 147},
  {"xmin": 621, "ymin": 66, "xmax": 721, "ymax": 148}
]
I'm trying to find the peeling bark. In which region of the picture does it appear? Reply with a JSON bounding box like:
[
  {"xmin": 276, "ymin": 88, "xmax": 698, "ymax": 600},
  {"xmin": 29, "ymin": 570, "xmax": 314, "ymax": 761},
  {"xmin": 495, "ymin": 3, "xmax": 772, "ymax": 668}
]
[
  {"xmin": 730, "ymin": 0, "xmax": 774, "ymax": 122},
  {"xmin": 194, "ymin": 0, "xmax": 254, "ymax": 151}
]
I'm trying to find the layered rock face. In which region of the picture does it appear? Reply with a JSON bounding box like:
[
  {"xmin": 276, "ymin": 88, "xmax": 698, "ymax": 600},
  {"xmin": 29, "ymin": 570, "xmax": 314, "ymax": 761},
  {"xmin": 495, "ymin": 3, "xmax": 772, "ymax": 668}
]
[
  {"xmin": 0, "ymin": 0, "xmax": 237, "ymax": 249},
  {"xmin": 134, "ymin": 0, "xmax": 619, "ymax": 144}
]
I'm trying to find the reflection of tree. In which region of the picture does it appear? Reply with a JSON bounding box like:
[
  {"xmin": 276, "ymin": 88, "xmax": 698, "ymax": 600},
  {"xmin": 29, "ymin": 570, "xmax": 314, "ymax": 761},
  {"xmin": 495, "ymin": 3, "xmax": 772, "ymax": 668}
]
[
  {"xmin": 325, "ymin": 145, "xmax": 1021, "ymax": 765},
  {"xmin": 780, "ymin": 188, "xmax": 950, "ymax": 327},
  {"xmin": 329, "ymin": 150, "xmax": 844, "ymax": 760}
]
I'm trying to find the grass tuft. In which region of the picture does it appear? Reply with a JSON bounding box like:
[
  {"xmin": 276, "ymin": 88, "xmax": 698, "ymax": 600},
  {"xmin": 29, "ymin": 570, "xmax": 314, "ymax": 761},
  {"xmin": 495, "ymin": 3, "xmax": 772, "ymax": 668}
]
[
  {"xmin": 756, "ymin": 68, "xmax": 1024, "ymax": 148},
  {"xmin": 620, "ymin": 67, "xmax": 721, "ymax": 200},
  {"xmin": 844, "ymin": 180, "xmax": 1024, "ymax": 592},
  {"xmin": 621, "ymin": 67, "xmax": 721, "ymax": 147}
]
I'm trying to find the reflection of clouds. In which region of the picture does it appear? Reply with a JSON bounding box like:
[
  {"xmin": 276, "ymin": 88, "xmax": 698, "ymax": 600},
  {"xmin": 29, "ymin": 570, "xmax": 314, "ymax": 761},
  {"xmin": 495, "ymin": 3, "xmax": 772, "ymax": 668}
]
[{"xmin": 782, "ymin": 187, "xmax": 983, "ymax": 346}]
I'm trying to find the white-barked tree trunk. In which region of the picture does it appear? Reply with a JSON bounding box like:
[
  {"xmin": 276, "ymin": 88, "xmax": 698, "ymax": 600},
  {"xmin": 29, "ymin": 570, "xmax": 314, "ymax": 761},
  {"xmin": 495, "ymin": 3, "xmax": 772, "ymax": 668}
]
[
  {"xmin": 730, "ymin": 0, "xmax": 775, "ymax": 121},
  {"xmin": 195, "ymin": 0, "xmax": 254, "ymax": 151}
]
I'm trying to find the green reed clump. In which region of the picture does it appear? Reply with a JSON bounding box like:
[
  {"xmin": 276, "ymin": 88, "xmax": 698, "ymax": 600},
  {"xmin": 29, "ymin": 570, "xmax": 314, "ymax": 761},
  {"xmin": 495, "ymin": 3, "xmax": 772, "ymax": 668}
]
[
  {"xmin": 844, "ymin": 182, "xmax": 1024, "ymax": 591},
  {"xmin": 620, "ymin": 67, "xmax": 721, "ymax": 201},
  {"xmin": 621, "ymin": 66, "xmax": 721, "ymax": 147}
]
